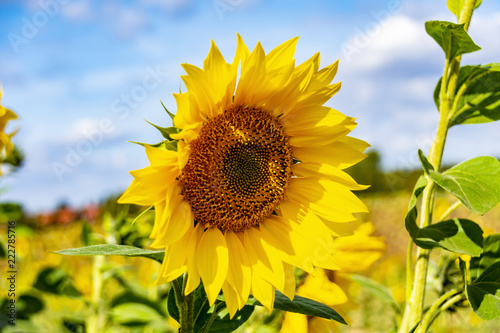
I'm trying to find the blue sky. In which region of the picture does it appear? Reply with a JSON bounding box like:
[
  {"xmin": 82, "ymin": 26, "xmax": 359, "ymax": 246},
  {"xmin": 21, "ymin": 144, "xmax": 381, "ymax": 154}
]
[{"xmin": 1, "ymin": 0, "xmax": 499, "ymax": 212}]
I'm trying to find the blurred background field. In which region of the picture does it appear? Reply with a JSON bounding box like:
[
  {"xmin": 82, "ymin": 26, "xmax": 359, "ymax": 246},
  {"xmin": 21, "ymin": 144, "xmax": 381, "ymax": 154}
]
[
  {"xmin": 1, "ymin": 152, "xmax": 499, "ymax": 333},
  {"xmin": 2, "ymin": 0, "xmax": 500, "ymax": 332}
]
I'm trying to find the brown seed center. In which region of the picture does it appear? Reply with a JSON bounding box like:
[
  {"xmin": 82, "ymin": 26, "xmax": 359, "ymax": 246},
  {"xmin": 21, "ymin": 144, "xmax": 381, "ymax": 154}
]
[{"xmin": 179, "ymin": 106, "xmax": 293, "ymax": 232}]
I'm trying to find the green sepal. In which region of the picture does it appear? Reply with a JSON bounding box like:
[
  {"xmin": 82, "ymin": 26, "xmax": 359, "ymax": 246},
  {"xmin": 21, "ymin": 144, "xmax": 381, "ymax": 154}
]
[
  {"xmin": 160, "ymin": 100, "xmax": 176, "ymax": 121},
  {"xmin": 425, "ymin": 20, "xmax": 481, "ymax": 61},
  {"xmin": 129, "ymin": 140, "xmax": 178, "ymax": 152},
  {"xmin": 145, "ymin": 120, "xmax": 180, "ymax": 141},
  {"xmin": 418, "ymin": 150, "xmax": 500, "ymax": 215}
]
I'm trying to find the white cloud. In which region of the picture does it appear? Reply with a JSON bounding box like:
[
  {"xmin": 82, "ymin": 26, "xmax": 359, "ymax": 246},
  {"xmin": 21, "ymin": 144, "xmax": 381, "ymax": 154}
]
[
  {"xmin": 61, "ymin": 0, "xmax": 92, "ymax": 21},
  {"xmin": 341, "ymin": 14, "xmax": 439, "ymax": 72}
]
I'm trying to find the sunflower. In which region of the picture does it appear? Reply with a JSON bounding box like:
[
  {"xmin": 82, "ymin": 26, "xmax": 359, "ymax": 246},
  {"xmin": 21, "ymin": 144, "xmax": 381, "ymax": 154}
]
[
  {"xmin": 280, "ymin": 222, "xmax": 386, "ymax": 333},
  {"xmin": 0, "ymin": 87, "xmax": 18, "ymax": 174},
  {"xmin": 118, "ymin": 34, "xmax": 369, "ymax": 317}
]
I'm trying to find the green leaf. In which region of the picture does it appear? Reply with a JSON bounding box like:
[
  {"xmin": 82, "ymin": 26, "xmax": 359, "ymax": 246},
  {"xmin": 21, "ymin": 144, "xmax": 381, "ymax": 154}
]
[
  {"xmin": 33, "ymin": 267, "xmax": 82, "ymax": 298},
  {"xmin": 404, "ymin": 175, "xmax": 428, "ymax": 237},
  {"xmin": 255, "ymin": 290, "xmax": 346, "ymax": 324},
  {"xmin": 418, "ymin": 152, "xmax": 500, "ymax": 215},
  {"xmin": 81, "ymin": 221, "xmax": 93, "ymax": 246},
  {"xmin": 412, "ymin": 218, "xmax": 483, "ymax": 256},
  {"xmin": 470, "ymin": 234, "xmax": 500, "ymax": 282},
  {"xmin": 465, "ymin": 261, "xmax": 500, "ymax": 320},
  {"xmin": 110, "ymin": 291, "xmax": 166, "ymax": 317},
  {"xmin": 167, "ymin": 287, "xmax": 180, "ymax": 323},
  {"xmin": 425, "ymin": 20, "xmax": 481, "ymax": 60},
  {"xmin": 14, "ymin": 294, "xmax": 44, "ymax": 320},
  {"xmin": 111, "ymin": 303, "xmax": 164, "ymax": 326},
  {"xmin": 452, "ymin": 64, "xmax": 500, "ymax": 125},
  {"xmin": 193, "ymin": 284, "xmax": 212, "ymax": 332},
  {"xmin": 54, "ymin": 244, "xmax": 165, "ymax": 263},
  {"xmin": 208, "ymin": 305, "xmax": 255, "ymax": 333},
  {"xmin": 350, "ymin": 275, "xmax": 400, "ymax": 314},
  {"xmin": 434, "ymin": 64, "xmax": 500, "ymax": 125},
  {"xmin": 447, "ymin": 0, "xmax": 483, "ymax": 21}
]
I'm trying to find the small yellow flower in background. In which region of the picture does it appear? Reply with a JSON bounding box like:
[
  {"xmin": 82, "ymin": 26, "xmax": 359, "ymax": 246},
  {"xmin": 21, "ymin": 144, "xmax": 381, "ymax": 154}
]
[
  {"xmin": 119, "ymin": 34, "xmax": 370, "ymax": 317},
  {"xmin": 281, "ymin": 222, "xmax": 386, "ymax": 332},
  {"xmin": 0, "ymin": 87, "xmax": 18, "ymax": 174}
]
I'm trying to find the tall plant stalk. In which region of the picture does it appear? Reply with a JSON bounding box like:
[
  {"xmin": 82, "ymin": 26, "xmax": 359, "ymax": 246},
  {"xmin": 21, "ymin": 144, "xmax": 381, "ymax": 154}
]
[{"xmin": 399, "ymin": 1, "xmax": 478, "ymax": 331}]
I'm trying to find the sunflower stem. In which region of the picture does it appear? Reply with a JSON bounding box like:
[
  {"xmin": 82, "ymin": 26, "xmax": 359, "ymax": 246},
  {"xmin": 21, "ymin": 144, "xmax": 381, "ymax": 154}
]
[
  {"xmin": 87, "ymin": 255, "xmax": 105, "ymax": 333},
  {"xmin": 400, "ymin": 2, "xmax": 477, "ymax": 331},
  {"xmin": 173, "ymin": 274, "xmax": 195, "ymax": 333}
]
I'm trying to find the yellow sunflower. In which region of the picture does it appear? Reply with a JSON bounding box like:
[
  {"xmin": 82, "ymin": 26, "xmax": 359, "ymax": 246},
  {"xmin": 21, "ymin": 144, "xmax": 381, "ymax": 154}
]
[
  {"xmin": 280, "ymin": 222, "xmax": 386, "ymax": 333},
  {"xmin": 0, "ymin": 87, "xmax": 18, "ymax": 174},
  {"xmin": 119, "ymin": 34, "xmax": 369, "ymax": 317}
]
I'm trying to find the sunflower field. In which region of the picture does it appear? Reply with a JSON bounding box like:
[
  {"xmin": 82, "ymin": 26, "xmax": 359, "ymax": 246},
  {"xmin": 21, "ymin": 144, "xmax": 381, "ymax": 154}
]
[{"xmin": 1, "ymin": 0, "xmax": 500, "ymax": 332}]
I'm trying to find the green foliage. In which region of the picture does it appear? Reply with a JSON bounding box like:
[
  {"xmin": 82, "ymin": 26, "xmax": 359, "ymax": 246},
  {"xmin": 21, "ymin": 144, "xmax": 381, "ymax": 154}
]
[
  {"xmin": 418, "ymin": 151, "xmax": 500, "ymax": 215},
  {"xmin": 470, "ymin": 234, "xmax": 500, "ymax": 281},
  {"xmin": 404, "ymin": 175, "xmax": 428, "ymax": 237},
  {"xmin": 0, "ymin": 203, "xmax": 23, "ymax": 224},
  {"xmin": 111, "ymin": 291, "xmax": 167, "ymax": 317},
  {"xmin": 461, "ymin": 252, "xmax": 500, "ymax": 320},
  {"xmin": 207, "ymin": 306, "xmax": 255, "ymax": 333},
  {"xmin": 2, "ymin": 144, "xmax": 24, "ymax": 168},
  {"xmin": 350, "ymin": 275, "xmax": 400, "ymax": 314},
  {"xmin": 252, "ymin": 291, "xmax": 346, "ymax": 324},
  {"xmin": 111, "ymin": 303, "xmax": 165, "ymax": 326},
  {"xmin": 33, "ymin": 267, "xmax": 82, "ymax": 298},
  {"xmin": 411, "ymin": 218, "xmax": 483, "ymax": 256},
  {"xmin": 167, "ymin": 286, "xmax": 180, "ymax": 323},
  {"xmin": 404, "ymin": 174, "xmax": 484, "ymax": 256},
  {"xmin": 425, "ymin": 20, "xmax": 481, "ymax": 61},
  {"xmin": 434, "ymin": 64, "xmax": 500, "ymax": 125},
  {"xmin": 54, "ymin": 244, "xmax": 165, "ymax": 263}
]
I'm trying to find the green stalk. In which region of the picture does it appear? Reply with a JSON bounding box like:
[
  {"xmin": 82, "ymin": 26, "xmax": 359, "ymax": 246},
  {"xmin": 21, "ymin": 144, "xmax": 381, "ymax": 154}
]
[
  {"xmin": 173, "ymin": 274, "xmax": 195, "ymax": 333},
  {"xmin": 198, "ymin": 302, "xmax": 224, "ymax": 333},
  {"xmin": 87, "ymin": 255, "xmax": 105, "ymax": 333},
  {"xmin": 418, "ymin": 290, "xmax": 463, "ymax": 333},
  {"xmin": 400, "ymin": 1, "xmax": 478, "ymax": 331}
]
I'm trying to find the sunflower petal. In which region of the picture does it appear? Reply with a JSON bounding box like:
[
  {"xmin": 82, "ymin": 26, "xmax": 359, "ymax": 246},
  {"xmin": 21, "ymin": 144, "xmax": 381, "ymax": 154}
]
[
  {"xmin": 225, "ymin": 231, "xmax": 252, "ymax": 309},
  {"xmin": 196, "ymin": 227, "xmax": 229, "ymax": 305}
]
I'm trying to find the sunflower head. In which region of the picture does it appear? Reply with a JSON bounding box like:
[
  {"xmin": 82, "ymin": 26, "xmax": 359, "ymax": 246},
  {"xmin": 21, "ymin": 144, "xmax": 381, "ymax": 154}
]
[
  {"xmin": 119, "ymin": 34, "xmax": 369, "ymax": 317},
  {"xmin": 0, "ymin": 87, "xmax": 19, "ymax": 174}
]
